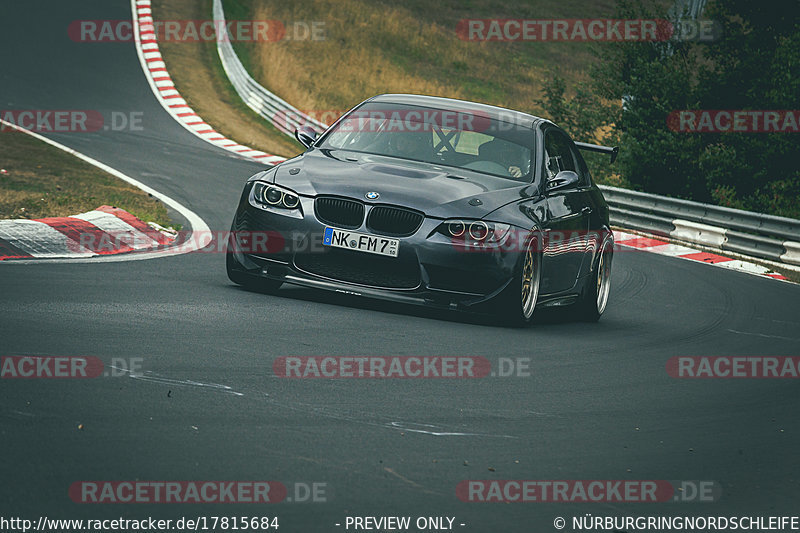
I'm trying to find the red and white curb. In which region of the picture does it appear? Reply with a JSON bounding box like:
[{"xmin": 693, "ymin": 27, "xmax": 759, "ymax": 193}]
[
  {"xmin": 0, "ymin": 206, "xmax": 175, "ymax": 260},
  {"xmin": 613, "ymin": 230, "xmax": 791, "ymax": 283},
  {"xmin": 0, "ymin": 119, "xmax": 211, "ymax": 264},
  {"xmin": 131, "ymin": 0, "xmax": 285, "ymax": 165}
]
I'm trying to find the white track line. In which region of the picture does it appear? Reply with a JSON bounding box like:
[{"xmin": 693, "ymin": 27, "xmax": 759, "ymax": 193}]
[{"xmin": 0, "ymin": 118, "xmax": 212, "ymax": 264}]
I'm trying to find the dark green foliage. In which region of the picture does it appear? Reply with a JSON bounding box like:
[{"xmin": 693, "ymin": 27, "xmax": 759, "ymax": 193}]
[{"xmin": 539, "ymin": 0, "xmax": 800, "ymax": 218}]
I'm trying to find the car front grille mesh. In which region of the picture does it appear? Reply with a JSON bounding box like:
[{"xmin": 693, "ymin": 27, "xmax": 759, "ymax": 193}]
[
  {"xmin": 366, "ymin": 206, "xmax": 424, "ymax": 237},
  {"xmin": 314, "ymin": 197, "xmax": 365, "ymax": 229},
  {"xmin": 314, "ymin": 197, "xmax": 424, "ymax": 237},
  {"xmin": 294, "ymin": 248, "xmax": 421, "ymax": 289}
]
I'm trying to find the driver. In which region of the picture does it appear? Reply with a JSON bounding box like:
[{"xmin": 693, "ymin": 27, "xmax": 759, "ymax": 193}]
[
  {"xmin": 478, "ymin": 139, "xmax": 527, "ymax": 178},
  {"xmin": 388, "ymin": 132, "xmax": 430, "ymax": 160}
]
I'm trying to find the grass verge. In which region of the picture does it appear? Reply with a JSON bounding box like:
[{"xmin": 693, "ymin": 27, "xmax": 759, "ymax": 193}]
[
  {"xmin": 0, "ymin": 129, "xmax": 174, "ymax": 227},
  {"xmin": 233, "ymin": 0, "xmax": 624, "ymax": 113},
  {"xmin": 151, "ymin": 0, "xmax": 301, "ymax": 159},
  {"xmin": 152, "ymin": 0, "xmax": 643, "ymax": 158}
]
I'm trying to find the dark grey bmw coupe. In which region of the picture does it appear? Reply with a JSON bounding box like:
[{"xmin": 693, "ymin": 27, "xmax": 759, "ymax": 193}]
[{"xmin": 226, "ymin": 94, "xmax": 616, "ymax": 324}]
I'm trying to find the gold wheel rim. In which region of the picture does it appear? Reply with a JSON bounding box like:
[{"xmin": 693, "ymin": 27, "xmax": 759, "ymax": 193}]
[{"xmin": 520, "ymin": 239, "xmax": 538, "ymax": 319}]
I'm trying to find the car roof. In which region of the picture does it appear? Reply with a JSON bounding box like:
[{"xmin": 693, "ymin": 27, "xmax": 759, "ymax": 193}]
[{"xmin": 366, "ymin": 94, "xmax": 548, "ymax": 129}]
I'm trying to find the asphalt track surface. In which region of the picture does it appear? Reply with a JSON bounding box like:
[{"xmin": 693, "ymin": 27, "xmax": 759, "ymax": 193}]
[{"xmin": 1, "ymin": 2, "xmax": 799, "ymax": 531}]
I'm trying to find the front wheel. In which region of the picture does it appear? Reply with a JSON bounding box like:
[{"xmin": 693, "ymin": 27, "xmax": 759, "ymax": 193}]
[
  {"xmin": 572, "ymin": 235, "xmax": 613, "ymax": 322},
  {"xmin": 495, "ymin": 233, "xmax": 541, "ymax": 326}
]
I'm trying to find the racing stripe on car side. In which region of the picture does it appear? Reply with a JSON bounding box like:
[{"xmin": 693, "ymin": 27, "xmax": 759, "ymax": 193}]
[
  {"xmin": 613, "ymin": 230, "xmax": 790, "ymax": 282},
  {"xmin": 131, "ymin": 0, "xmax": 286, "ymax": 164}
]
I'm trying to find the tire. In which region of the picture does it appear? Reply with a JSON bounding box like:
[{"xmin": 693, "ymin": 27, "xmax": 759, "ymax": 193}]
[
  {"xmin": 226, "ymin": 230, "xmax": 283, "ymax": 293},
  {"xmin": 495, "ymin": 233, "xmax": 541, "ymax": 327},
  {"xmin": 572, "ymin": 234, "xmax": 613, "ymax": 322}
]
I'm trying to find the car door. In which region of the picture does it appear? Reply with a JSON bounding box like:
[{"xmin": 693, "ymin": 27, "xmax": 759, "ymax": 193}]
[{"xmin": 540, "ymin": 127, "xmax": 592, "ymax": 293}]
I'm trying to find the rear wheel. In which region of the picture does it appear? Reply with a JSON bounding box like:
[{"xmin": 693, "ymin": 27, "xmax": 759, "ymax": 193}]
[
  {"xmin": 495, "ymin": 233, "xmax": 541, "ymax": 326},
  {"xmin": 572, "ymin": 235, "xmax": 613, "ymax": 322}
]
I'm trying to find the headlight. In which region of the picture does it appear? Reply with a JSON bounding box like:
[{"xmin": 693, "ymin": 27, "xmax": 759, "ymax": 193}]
[
  {"xmin": 437, "ymin": 219, "xmax": 511, "ymax": 245},
  {"xmin": 469, "ymin": 221, "xmax": 489, "ymax": 240},
  {"xmin": 253, "ymin": 182, "xmax": 301, "ymax": 210},
  {"xmin": 446, "ymin": 220, "xmax": 465, "ymax": 237},
  {"xmin": 265, "ymin": 187, "xmax": 282, "ymax": 205}
]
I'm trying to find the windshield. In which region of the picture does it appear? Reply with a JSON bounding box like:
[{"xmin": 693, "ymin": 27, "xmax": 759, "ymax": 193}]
[{"xmin": 318, "ymin": 102, "xmax": 534, "ymax": 181}]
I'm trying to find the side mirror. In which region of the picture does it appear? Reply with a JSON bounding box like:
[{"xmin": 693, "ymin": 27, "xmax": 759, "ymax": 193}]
[
  {"xmin": 546, "ymin": 170, "xmax": 580, "ymax": 192},
  {"xmin": 294, "ymin": 126, "xmax": 319, "ymax": 149}
]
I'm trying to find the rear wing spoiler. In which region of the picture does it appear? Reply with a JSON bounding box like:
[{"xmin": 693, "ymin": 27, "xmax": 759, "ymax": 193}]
[{"xmin": 574, "ymin": 142, "xmax": 619, "ymax": 164}]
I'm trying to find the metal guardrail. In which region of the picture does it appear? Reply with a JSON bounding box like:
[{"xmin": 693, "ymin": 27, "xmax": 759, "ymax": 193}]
[
  {"xmin": 213, "ymin": 0, "xmax": 799, "ymax": 267},
  {"xmin": 600, "ymin": 185, "xmax": 800, "ymax": 266},
  {"xmin": 212, "ymin": 0, "xmax": 327, "ymax": 136}
]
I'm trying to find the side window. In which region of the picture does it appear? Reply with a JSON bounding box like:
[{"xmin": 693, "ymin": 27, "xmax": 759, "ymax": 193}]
[
  {"xmin": 543, "ymin": 130, "xmax": 577, "ymax": 180},
  {"xmin": 572, "ymin": 146, "xmax": 592, "ymax": 186}
]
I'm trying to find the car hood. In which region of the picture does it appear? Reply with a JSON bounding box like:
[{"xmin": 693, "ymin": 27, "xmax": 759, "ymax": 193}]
[{"xmin": 271, "ymin": 149, "xmax": 529, "ymax": 219}]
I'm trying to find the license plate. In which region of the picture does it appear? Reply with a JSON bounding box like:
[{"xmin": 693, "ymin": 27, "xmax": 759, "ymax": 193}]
[{"xmin": 323, "ymin": 227, "xmax": 399, "ymax": 257}]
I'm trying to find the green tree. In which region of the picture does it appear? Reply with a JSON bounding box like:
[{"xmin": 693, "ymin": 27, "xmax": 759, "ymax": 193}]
[{"xmin": 540, "ymin": 0, "xmax": 800, "ymax": 218}]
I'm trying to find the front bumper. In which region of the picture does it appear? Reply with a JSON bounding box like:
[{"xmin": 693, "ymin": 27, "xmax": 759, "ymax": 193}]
[{"xmin": 228, "ymin": 188, "xmax": 523, "ymax": 310}]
